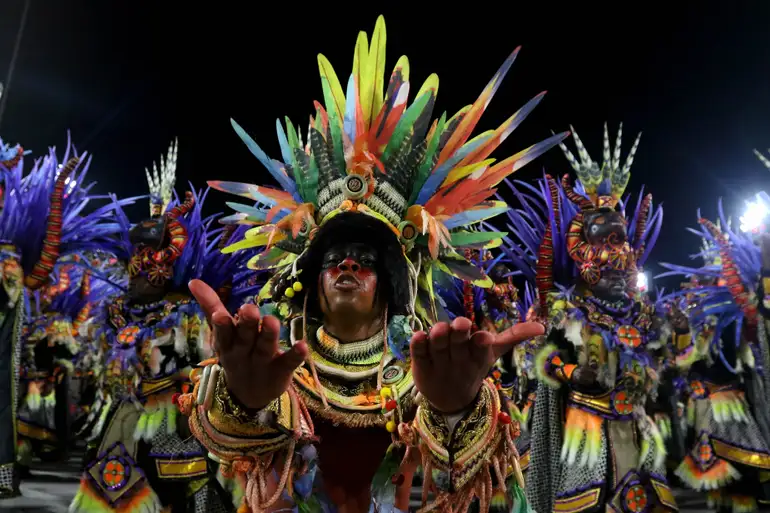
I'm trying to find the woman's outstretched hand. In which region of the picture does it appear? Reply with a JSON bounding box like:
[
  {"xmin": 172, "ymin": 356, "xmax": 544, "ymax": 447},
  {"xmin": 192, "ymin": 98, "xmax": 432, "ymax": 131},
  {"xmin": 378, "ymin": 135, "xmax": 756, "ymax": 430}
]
[
  {"xmin": 188, "ymin": 279, "xmax": 307, "ymax": 410},
  {"xmin": 410, "ymin": 317, "xmax": 545, "ymax": 413}
]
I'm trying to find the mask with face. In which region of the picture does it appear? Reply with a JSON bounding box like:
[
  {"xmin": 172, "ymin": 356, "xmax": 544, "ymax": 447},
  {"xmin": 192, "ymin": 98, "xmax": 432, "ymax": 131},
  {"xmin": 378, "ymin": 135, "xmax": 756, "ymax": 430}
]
[
  {"xmin": 556, "ymin": 124, "xmax": 649, "ymax": 302},
  {"xmin": 127, "ymin": 192, "xmax": 194, "ymax": 300}
]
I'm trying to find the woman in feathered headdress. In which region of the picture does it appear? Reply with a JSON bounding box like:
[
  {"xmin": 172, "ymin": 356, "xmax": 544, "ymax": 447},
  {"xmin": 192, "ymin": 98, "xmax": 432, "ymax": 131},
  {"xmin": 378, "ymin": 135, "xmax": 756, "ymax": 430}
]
[
  {"xmin": 177, "ymin": 15, "xmax": 563, "ymax": 513},
  {"xmin": 503, "ymin": 123, "xmax": 678, "ymax": 513},
  {"xmin": 0, "ymin": 135, "xmax": 134, "ymax": 499},
  {"xmin": 657, "ymin": 195, "xmax": 770, "ymax": 513},
  {"xmin": 69, "ymin": 140, "xmax": 259, "ymax": 513}
]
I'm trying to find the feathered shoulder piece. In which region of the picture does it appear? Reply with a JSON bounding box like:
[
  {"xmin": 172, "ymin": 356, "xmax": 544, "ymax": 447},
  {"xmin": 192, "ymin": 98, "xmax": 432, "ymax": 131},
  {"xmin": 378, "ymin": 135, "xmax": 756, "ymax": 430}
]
[
  {"xmin": 30, "ymin": 255, "xmax": 122, "ymax": 327},
  {"xmin": 0, "ymin": 133, "xmax": 137, "ymax": 291},
  {"xmin": 145, "ymin": 138, "xmax": 177, "ymax": 217},
  {"xmin": 209, "ymin": 15, "xmax": 567, "ymax": 300}
]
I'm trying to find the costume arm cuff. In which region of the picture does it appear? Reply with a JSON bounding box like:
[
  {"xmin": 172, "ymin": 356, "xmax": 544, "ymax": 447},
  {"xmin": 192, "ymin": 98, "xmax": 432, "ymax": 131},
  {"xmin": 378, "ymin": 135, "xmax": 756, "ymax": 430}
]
[
  {"xmin": 179, "ymin": 365, "xmax": 312, "ymax": 459},
  {"xmin": 411, "ymin": 379, "xmax": 524, "ymax": 507},
  {"xmin": 178, "ymin": 362, "xmax": 317, "ymax": 510},
  {"xmin": 534, "ymin": 343, "xmax": 573, "ymax": 388}
]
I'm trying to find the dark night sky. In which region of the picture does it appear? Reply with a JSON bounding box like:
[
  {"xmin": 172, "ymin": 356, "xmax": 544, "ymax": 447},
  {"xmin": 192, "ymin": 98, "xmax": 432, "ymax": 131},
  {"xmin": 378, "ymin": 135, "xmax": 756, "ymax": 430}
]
[{"xmin": 2, "ymin": 1, "xmax": 770, "ymax": 286}]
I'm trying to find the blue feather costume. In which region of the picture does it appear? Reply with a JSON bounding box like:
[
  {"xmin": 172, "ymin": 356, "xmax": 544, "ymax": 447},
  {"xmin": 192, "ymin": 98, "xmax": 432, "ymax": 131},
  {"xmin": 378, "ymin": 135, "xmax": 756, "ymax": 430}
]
[
  {"xmin": 657, "ymin": 202, "xmax": 770, "ymax": 511},
  {"xmin": 69, "ymin": 141, "xmax": 258, "ymax": 513},
  {"xmin": 0, "ymin": 134, "xmax": 136, "ymax": 498},
  {"xmin": 509, "ymin": 125, "xmax": 676, "ymax": 513}
]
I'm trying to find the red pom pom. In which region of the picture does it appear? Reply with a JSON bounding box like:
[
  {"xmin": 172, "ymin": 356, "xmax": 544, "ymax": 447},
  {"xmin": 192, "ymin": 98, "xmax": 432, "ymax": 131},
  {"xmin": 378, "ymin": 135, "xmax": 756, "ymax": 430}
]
[
  {"xmin": 385, "ymin": 399, "xmax": 398, "ymax": 411},
  {"xmin": 498, "ymin": 411, "xmax": 511, "ymax": 425},
  {"xmin": 171, "ymin": 393, "xmax": 181, "ymax": 405}
]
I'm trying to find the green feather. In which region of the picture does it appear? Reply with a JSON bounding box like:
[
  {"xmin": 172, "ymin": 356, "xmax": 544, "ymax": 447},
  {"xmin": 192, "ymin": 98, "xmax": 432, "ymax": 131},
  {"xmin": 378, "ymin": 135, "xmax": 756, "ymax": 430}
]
[
  {"xmin": 294, "ymin": 148, "xmax": 318, "ymax": 204},
  {"xmin": 449, "ymin": 230, "xmax": 508, "ymax": 248},
  {"xmin": 308, "ymin": 148, "xmax": 320, "ymax": 204},
  {"xmin": 310, "ymin": 127, "xmax": 337, "ymax": 194},
  {"xmin": 382, "ymin": 92, "xmax": 432, "ymax": 163},
  {"xmin": 410, "ymin": 112, "xmax": 447, "ymax": 203},
  {"xmin": 320, "ymin": 76, "xmax": 346, "ymax": 173},
  {"xmin": 296, "ymin": 495, "xmax": 324, "ymax": 513},
  {"xmin": 283, "ymin": 118, "xmax": 306, "ymax": 199},
  {"xmin": 371, "ymin": 443, "xmax": 405, "ymax": 501},
  {"xmin": 508, "ymin": 479, "xmax": 533, "ymax": 513}
]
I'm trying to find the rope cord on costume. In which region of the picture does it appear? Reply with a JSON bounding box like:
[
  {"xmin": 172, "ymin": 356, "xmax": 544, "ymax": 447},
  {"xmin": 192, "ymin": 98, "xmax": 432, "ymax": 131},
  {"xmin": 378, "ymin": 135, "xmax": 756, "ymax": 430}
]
[
  {"xmin": 302, "ymin": 293, "xmax": 328, "ymax": 409},
  {"xmin": 244, "ymin": 438, "xmax": 296, "ymax": 511},
  {"xmin": 406, "ymin": 253, "xmax": 423, "ymax": 332},
  {"xmin": 377, "ymin": 305, "xmax": 388, "ymax": 391}
]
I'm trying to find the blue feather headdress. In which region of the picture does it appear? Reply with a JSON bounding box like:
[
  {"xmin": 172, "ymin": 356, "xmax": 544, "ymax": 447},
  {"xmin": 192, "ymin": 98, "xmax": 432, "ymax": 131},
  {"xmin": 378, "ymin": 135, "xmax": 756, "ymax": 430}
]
[
  {"xmin": 28, "ymin": 258, "xmax": 123, "ymax": 323},
  {"xmin": 0, "ymin": 133, "xmax": 138, "ymax": 291},
  {"xmin": 656, "ymin": 199, "xmax": 760, "ymax": 365},
  {"xmin": 169, "ymin": 187, "xmax": 260, "ymax": 307},
  {"xmin": 108, "ymin": 183, "xmax": 260, "ymax": 307},
  {"xmin": 500, "ymin": 170, "xmax": 663, "ymax": 318}
]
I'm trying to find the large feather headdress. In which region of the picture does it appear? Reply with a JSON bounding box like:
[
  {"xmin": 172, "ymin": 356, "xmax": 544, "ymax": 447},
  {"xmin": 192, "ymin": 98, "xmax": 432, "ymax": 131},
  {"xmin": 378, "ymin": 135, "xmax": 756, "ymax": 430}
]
[
  {"xmin": 210, "ymin": 15, "xmax": 567, "ymax": 321},
  {"xmin": 502, "ymin": 170, "xmax": 662, "ymax": 319}
]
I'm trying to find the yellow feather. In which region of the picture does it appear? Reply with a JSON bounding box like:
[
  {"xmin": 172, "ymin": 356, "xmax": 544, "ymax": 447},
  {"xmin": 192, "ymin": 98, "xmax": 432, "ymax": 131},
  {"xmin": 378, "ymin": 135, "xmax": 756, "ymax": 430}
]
[
  {"xmin": 441, "ymin": 158, "xmax": 496, "ymax": 187},
  {"xmin": 415, "ymin": 73, "xmax": 439, "ymax": 100},
  {"xmin": 246, "ymin": 231, "xmax": 277, "ymax": 244},
  {"xmin": 354, "ymin": 31, "xmax": 371, "ymax": 128},
  {"xmin": 370, "ymin": 16, "xmax": 387, "ymax": 127},
  {"xmin": 221, "ymin": 238, "xmax": 267, "ymax": 254},
  {"xmin": 317, "ymin": 54, "xmax": 346, "ymax": 121}
]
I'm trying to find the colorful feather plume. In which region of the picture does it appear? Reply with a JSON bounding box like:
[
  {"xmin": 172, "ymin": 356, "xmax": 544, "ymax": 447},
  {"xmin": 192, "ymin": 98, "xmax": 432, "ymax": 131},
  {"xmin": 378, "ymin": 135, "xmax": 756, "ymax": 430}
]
[{"xmin": 209, "ymin": 15, "xmax": 566, "ymax": 320}]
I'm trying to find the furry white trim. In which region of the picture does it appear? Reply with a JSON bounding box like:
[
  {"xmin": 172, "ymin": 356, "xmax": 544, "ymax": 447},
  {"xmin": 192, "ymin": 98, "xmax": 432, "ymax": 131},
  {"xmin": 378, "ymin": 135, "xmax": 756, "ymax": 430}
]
[{"xmin": 564, "ymin": 319, "xmax": 584, "ymax": 347}]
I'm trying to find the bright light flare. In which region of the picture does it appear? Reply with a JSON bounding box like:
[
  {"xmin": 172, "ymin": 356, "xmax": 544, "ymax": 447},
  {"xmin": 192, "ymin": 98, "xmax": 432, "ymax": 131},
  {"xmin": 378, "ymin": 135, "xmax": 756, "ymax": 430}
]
[
  {"xmin": 637, "ymin": 271, "xmax": 649, "ymax": 293},
  {"xmin": 740, "ymin": 198, "xmax": 770, "ymax": 233}
]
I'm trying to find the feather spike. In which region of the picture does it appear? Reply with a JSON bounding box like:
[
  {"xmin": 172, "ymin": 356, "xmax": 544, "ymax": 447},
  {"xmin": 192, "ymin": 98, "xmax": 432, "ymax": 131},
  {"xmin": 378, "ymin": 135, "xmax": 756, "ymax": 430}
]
[
  {"xmin": 434, "ymin": 47, "xmax": 521, "ymax": 168},
  {"xmin": 317, "ymin": 54, "xmax": 346, "ymax": 121}
]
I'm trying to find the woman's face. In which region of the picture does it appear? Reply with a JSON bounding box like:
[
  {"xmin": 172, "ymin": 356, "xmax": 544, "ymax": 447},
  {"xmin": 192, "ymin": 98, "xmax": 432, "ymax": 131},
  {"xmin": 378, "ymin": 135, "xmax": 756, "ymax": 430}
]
[{"xmin": 318, "ymin": 242, "xmax": 381, "ymax": 320}]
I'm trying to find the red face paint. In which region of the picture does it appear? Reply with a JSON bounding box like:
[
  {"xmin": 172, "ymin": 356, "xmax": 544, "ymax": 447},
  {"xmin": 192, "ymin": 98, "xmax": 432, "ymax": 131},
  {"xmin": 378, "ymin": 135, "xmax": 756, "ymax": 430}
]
[{"xmin": 319, "ymin": 243, "xmax": 380, "ymax": 318}]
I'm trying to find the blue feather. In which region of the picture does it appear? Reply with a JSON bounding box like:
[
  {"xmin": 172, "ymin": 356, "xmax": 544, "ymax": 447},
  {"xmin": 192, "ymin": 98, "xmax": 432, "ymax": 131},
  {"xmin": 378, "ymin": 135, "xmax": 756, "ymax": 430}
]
[
  {"xmin": 343, "ymin": 74, "xmax": 357, "ymax": 144},
  {"xmin": 230, "ymin": 118, "xmax": 297, "ymax": 196},
  {"xmin": 225, "ymin": 202, "xmax": 268, "ymax": 222},
  {"xmin": 414, "ymin": 133, "xmax": 494, "ymax": 205},
  {"xmin": 443, "ymin": 206, "xmax": 509, "ymax": 230}
]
